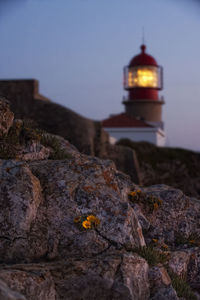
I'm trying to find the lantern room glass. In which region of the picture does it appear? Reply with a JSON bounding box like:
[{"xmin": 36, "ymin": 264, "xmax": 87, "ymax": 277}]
[{"xmin": 124, "ymin": 65, "xmax": 163, "ymax": 89}]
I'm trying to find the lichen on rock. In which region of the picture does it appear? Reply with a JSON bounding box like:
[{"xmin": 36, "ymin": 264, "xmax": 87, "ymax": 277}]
[{"xmin": 0, "ymin": 98, "xmax": 199, "ymax": 299}]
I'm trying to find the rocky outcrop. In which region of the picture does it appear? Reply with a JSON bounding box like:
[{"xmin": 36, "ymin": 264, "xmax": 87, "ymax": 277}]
[
  {"xmin": 103, "ymin": 144, "xmax": 142, "ymax": 184},
  {"xmin": 0, "ymin": 150, "xmax": 150, "ymax": 299},
  {"xmin": 2, "ymin": 153, "xmax": 200, "ymax": 299},
  {"xmin": 117, "ymin": 139, "xmax": 200, "ymax": 199},
  {"xmin": 0, "ymin": 279, "xmax": 26, "ymax": 300},
  {"xmin": 0, "ymin": 255, "xmax": 149, "ymax": 300},
  {"xmin": 0, "ymin": 98, "xmax": 200, "ymax": 300},
  {"xmin": 150, "ymin": 287, "xmax": 179, "ymax": 300},
  {"xmin": 138, "ymin": 185, "xmax": 200, "ymax": 245},
  {"xmin": 149, "ymin": 265, "xmax": 171, "ymax": 293},
  {"xmin": 0, "ymin": 97, "xmax": 14, "ymax": 136},
  {"xmin": 168, "ymin": 248, "xmax": 200, "ymax": 293},
  {"xmin": 0, "ymin": 156, "xmax": 145, "ymax": 263},
  {"xmin": 0, "ymin": 268, "xmax": 55, "ymax": 300}
]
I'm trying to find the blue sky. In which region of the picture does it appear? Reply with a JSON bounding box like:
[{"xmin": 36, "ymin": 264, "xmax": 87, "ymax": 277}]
[{"xmin": 0, "ymin": 0, "xmax": 200, "ymax": 150}]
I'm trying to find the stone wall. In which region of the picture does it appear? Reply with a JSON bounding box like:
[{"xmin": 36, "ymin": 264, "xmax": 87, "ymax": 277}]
[
  {"xmin": 0, "ymin": 79, "xmax": 50, "ymax": 118},
  {"xmin": 0, "ymin": 79, "xmax": 109, "ymax": 157}
]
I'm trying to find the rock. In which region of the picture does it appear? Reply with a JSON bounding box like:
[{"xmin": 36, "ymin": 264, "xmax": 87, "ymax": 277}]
[
  {"xmin": 194, "ymin": 291, "xmax": 200, "ymax": 300},
  {"xmin": 52, "ymin": 253, "xmax": 149, "ymax": 300},
  {"xmin": 133, "ymin": 204, "xmax": 150, "ymax": 232},
  {"xmin": 0, "ymin": 279, "xmax": 26, "ymax": 300},
  {"xmin": 0, "ymin": 111, "xmax": 79, "ymax": 161},
  {"xmin": 0, "ymin": 152, "xmax": 145, "ymax": 263},
  {"xmin": 47, "ymin": 134, "xmax": 80, "ymax": 159},
  {"xmin": 0, "ymin": 97, "xmax": 14, "ymax": 136},
  {"xmin": 150, "ymin": 287, "xmax": 179, "ymax": 300},
  {"xmin": 0, "ymin": 253, "xmax": 149, "ymax": 300},
  {"xmin": 1, "ymin": 98, "xmax": 200, "ymax": 299},
  {"xmin": 168, "ymin": 251, "xmax": 190, "ymax": 277},
  {"xmin": 117, "ymin": 140, "xmax": 200, "ymax": 199},
  {"xmin": 17, "ymin": 141, "xmax": 50, "ymax": 161},
  {"xmin": 149, "ymin": 265, "xmax": 171, "ymax": 293},
  {"xmin": 28, "ymin": 156, "xmax": 145, "ymax": 260},
  {"xmin": 120, "ymin": 253, "xmax": 150, "ymax": 300},
  {"xmin": 168, "ymin": 248, "xmax": 200, "ymax": 293},
  {"xmin": 187, "ymin": 248, "xmax": 200, "ymax": 291},
  {"xmin": 104, "ymin": 144, "xmax": 142, "ymax": 184},
  {"xmin": 0, "ymin": 268, "xmax": 55, "ymax": 300},
  {"xmin": 0, "ymin": 160, "xmax": 44, "ymax": 263},
  {"xmin": 141, "ymin": 185, "xmax": 200, "ymax": 245}
]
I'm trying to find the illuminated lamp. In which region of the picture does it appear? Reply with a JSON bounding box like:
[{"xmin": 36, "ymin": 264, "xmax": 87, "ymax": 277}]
[{"xmin": 122, "ymin": 44, "xmax": 164, "ymax": 123}]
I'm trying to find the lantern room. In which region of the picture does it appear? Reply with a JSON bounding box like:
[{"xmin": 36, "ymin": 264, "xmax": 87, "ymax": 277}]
[
  {"xmin": 122, "ymin": 44, "xmax": 165, "ymax": 124},
  {"xmin": 123, "ymin": 45, "xmax": 163, "ymax": 101}
]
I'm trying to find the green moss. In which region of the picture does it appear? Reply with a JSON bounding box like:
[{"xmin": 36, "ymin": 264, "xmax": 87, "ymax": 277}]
[
  {"xmin": 169, "ymin": 272, "xmax": 197, "ymax": 300},
  {"xmin": 0, "ymin": 119, "xmax": 43, "ymax": 159},
  {"xmin": 18, "ymin": 119, "xmax": 42, "ymax": 144},
  {"xmin": 0, "ymin": 119, "xmax": 71, "ymax": 160},
  {"xmin": 134, "ymin": 246, "xmax": 168, "ymax": 266},
  {"xmin": 40, "ymin": 134, "xmax": 71, "ymax": 160}
]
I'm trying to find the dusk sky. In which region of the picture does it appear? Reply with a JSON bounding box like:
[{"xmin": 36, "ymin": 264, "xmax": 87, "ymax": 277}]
[{"xmin": 0, "ymin": 0, "xmax": 200, "ymax": 150}]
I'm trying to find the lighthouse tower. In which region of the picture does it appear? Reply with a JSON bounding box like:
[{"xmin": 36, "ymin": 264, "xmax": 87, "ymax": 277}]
[
  {"xmin": 102, "ymin": 44, "xmax": 166, "ymax": 146},
  {"xmin": 123, "ymin": 44, "xmax": 164, "ymax": 129}
]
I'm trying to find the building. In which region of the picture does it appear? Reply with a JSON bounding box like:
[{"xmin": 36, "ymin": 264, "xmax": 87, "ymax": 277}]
[{"xmin": 102, "ymin": 44, "xmax": 166, "ymax": 146}]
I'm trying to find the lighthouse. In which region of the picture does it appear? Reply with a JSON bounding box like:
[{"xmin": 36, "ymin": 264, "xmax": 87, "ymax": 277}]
[{"xmin": 102, "ymin": 44, "xmax": 166, "ymax": 146}]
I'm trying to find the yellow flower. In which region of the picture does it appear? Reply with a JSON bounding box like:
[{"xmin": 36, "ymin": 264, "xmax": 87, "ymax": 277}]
[
  {"xmin": 162, "ymin": 243, "xmax": 168, "ymax": 249},
  {"xmin": 94, "ymin": 217, "xmax": 100, "ymax": 226},
  {"xmin": 74, "ymin": 216, "xmax": 82, "ymax": 223},
  {"xmin": 136, "ymin": 189, "xmax": 141, "ymax": 193},
  {"xmin": 128, "ymin": 191, "xmax": 137, "ymax": 197},
  {"xmin": 82, "ymin": 220, "xmax": 92, "ymax": 229},
  {"xmin": 153, "ymin": 202, "xmax": 159, "ymax": 210},
  {"xmin": 87, "ymin": 215, "xmax": 97, "ymax": 222},
  {"xmin": 152, "ymin": 238, "xmax": 158, "ymax": 243},
  {"xmin": 87, "ymin": 215, "xmax": 100, "ymax": 226},
  {"xmin": 189, "ymin": 240, "xmax": 195, "ymax": 244}
]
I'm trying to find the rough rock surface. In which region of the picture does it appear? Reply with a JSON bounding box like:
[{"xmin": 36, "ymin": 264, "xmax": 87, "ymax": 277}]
[
  {"xmin": 0, "ymin": 269, "xmax": 55, "ymax": 300},
  {"xmin": 103, "ymin": 144, "xmax": 142, "ymax": 184},
  {"xmin": 0, "ymin": 154, "xmax": 145, "ymax": 263},
  {"xmin": 2, "ymin": 148, "xmax": 199, "ymax": 299},
  {"xmin": 0, "ymin": 279, "xmax": 26, "ymax": 300},
  {"xmin": 150, "ymin": 287, "xmax": 179, "ymax": 300},
  {"xmin": 117, "ymin": 139, "xmax": 200, "ymax": 199},
  {"xmin": 17, "ymin": 141, "xmax": 50, "ymax": 161},
  {"xmin": 149, "ymin": 265, "xmax": 171, "ymax": 293},
  {"xmin": 17, "ymin": 134, "xmax": 78, "ymax": 162},
  {"xmin": 0, "ymin": 100, "xmax": 199, "ymax": 299},
  {"xmin": 168, "ymin": 248, "xmax": 200, "ymax": 292},
  {"xmin": 139, "ymin": 185, "xmax": 200, "ymax": 246},
  {"xmin": 0, "ymin": 255, "xmax": 149, "ymax": 300},
  {"xmin": 0, "ymin": 97, "xmax": 14, "ymax": 136}
]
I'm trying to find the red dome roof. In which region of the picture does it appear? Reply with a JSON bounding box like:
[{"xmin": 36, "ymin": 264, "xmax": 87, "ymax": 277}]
[
  {"xmin": 102, "ymin": 113, "xmax": 152, "ymax": 128},
  {"xmin": 129, "ymin": 45, "xmax": 158, "ymax": 67}
]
